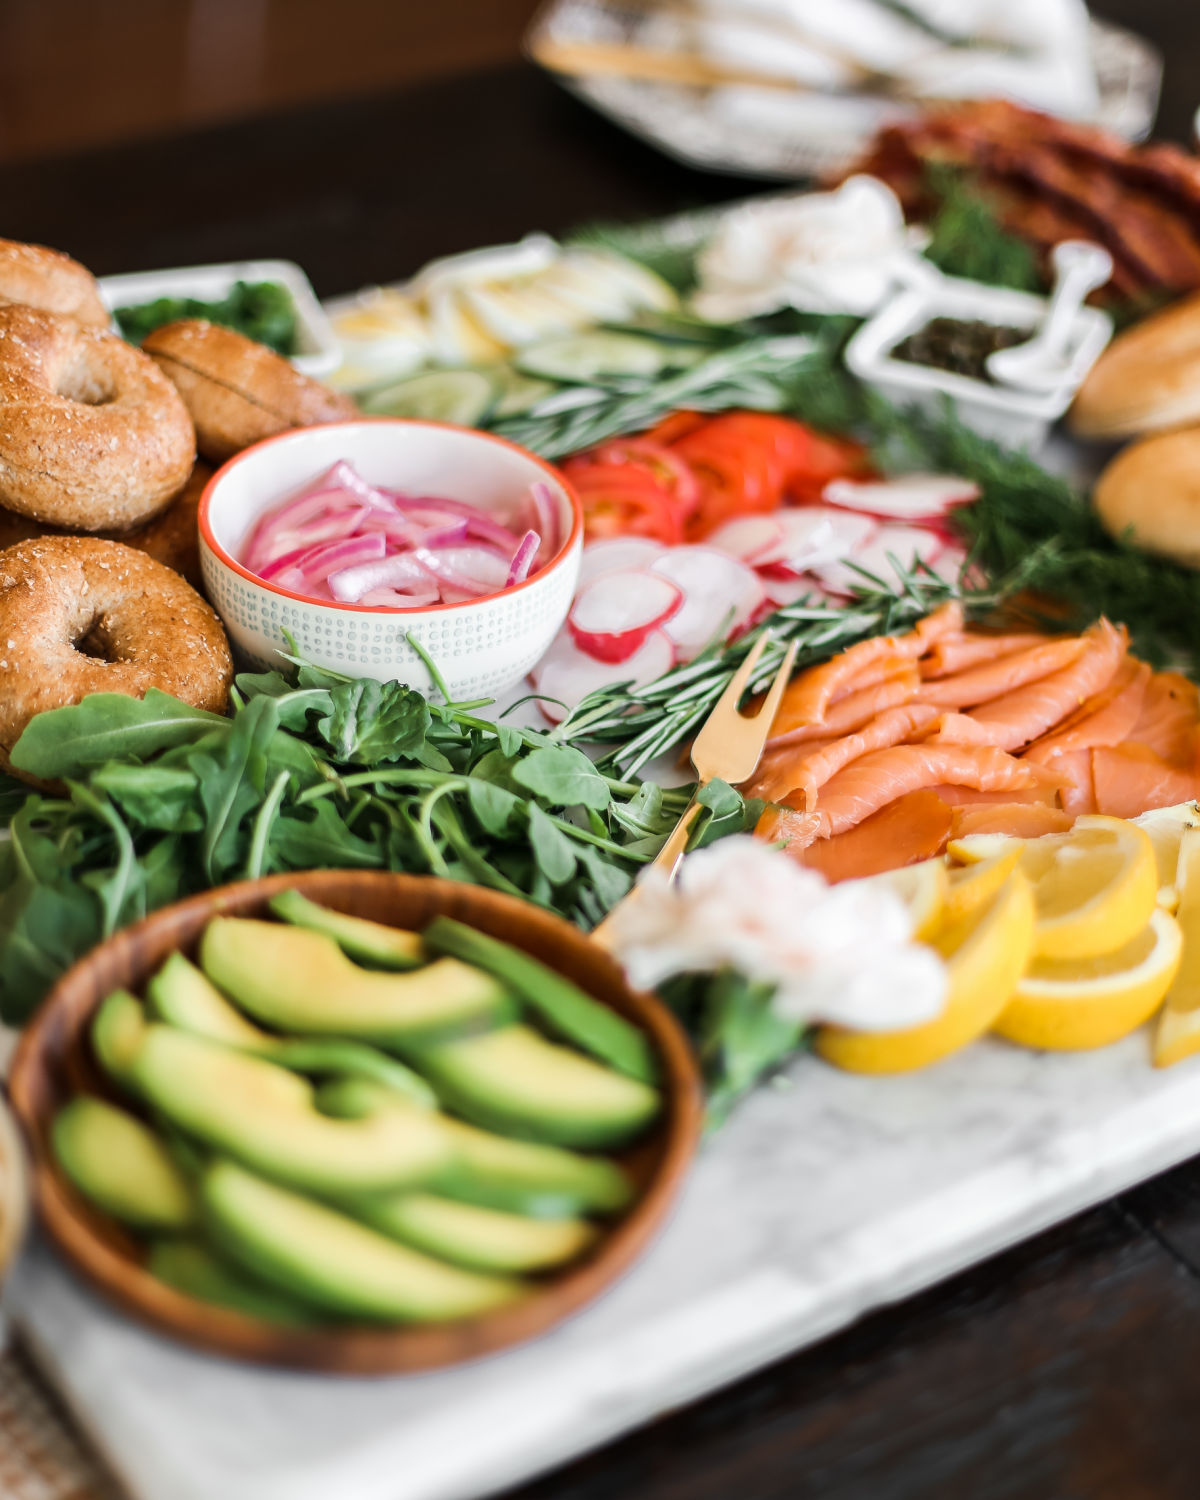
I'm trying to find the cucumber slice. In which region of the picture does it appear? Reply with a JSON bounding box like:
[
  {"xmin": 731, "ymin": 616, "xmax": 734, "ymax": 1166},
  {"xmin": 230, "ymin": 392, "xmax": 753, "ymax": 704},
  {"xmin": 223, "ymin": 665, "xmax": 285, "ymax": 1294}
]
[
  {"xmin": 359, "ymin": 368, "xmax": 497, "ymax": 425},
  {"xmin": 515, "ymin": 332, "xmax": 679, "ymax": 386},
  {"xmin": 489, "ymin": 368, "xmax": 559, "ymax": 419}
]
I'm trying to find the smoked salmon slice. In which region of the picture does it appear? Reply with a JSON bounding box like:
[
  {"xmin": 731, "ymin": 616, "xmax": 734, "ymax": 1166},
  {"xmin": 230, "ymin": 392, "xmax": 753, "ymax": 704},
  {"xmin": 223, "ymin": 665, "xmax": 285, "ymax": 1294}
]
[
  {"xmin": 812, "ymin": 743, "xmax": 1042, "ymax": 839},
  {"xmin": 950, "ymin": 803, "xmax": 1073, "ymax": 840},
  {"xmin": 945, "ymin": 619, "xmax": 1127, "ymax": 752},
  {"xmin": 798, "ymin": 791, "xmax": 953, "ymax": 882},
  {"xmin": 1053, "ymin": 748, "xmax": 1098, "ymax": 817},
  {"xmin": 755, "ymin": 803, "xmax": 821, "ymax": 851},
  {"xmin": 747, "ymin": 704, "xmax": 939, "ymax": 807},
  {"xmin": 1092, "ymin": 743, "xmax": 1200, "ymax": 819},
  {"xmin": 915, "ymin": 638, "xmax": 1088, "ymax": 709},
  {"xmin": 1023, "ymin": 657, "xmax": 1150, "ymax": 760},
  {"xmin": 774, "ymin": 601, "xmax": 963, "ymax": 729},
  {"xmin": 1128, "ymin": 671, "xmax": 1200, "ymax": 764},
  {"xmin": 767, "ymin": 661, "xmax": 920, "ymax": 746},
  {"xmin": 922, "ymin": 632, "xmax": 1045, "ymax": 678}
]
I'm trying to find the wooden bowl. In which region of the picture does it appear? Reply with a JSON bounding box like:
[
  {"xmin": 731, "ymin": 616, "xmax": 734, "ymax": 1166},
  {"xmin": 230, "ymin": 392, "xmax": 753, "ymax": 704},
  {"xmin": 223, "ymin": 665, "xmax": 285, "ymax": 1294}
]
[
  {"xmin": 0, "ymin": 1091, "xmax": 29, "ymax": 1286},
  {"xmin": 8, "ymin": 871, "xmax": 703, "ymax": 1374}
]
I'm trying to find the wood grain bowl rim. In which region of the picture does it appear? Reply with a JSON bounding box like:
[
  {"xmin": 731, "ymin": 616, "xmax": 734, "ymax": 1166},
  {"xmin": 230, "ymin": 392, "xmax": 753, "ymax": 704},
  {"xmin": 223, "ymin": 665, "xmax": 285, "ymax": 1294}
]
[{"xmin": 8, "ymin": 870, "xmax": 704, "ymax": 1375}]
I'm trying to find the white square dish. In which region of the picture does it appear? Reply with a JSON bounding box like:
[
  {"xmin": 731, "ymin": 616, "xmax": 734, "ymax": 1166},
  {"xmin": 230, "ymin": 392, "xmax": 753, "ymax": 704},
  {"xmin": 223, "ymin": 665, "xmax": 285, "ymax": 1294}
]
[
  {"xmin": 98, "ymin": 258, "xmax": 340, "ymax": 378},
  {"xmin": 844, "ymin": 273, "xmax": 1113, "ymax": 452}
]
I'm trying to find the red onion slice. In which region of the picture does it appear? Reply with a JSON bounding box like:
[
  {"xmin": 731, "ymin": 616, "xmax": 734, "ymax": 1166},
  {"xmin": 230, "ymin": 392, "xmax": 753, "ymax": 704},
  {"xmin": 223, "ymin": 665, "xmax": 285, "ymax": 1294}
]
[
  {"xmin": 506, "ymin": 530, "xmax": 540, "ymax": 587},
  {"xmin": 328, "ymin": 552, "xmax": 431, "ymax": 603}
]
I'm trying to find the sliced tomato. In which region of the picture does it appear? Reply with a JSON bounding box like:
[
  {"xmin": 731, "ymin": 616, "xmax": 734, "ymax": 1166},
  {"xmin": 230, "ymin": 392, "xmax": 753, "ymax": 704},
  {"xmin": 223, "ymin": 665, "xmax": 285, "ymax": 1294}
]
[
  {"xmin": 590, "ymin": 439, "xmax": 700, "ymax": 519},
  {"xmin": 564, "ymin": 463, "xmax": 685, "ymax": 544},
  {"xmin": 644, "ymin": 409, "xmax": 707, "ymax": 445}
]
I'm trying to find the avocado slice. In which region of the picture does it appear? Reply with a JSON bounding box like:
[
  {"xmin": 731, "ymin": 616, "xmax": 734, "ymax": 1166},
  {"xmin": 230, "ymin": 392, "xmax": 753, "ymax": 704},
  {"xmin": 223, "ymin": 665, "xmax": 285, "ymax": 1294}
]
[
  {"xmin": 92, "ymin": 989, "xmax": 148, "ymax": 1095},
  {"xmin": 200, "ymin": 918, "xmax": 511, "ymax": 1044},
  {"xmin": 148, "ymin": 1239, "xmax": 318, "ymax": 1326},
  {"xmin": 53, "ymin": 1097, "xmax": 194, "ymax": 1231},
  {"xmin": 202, "ymin": 1161, "xmax": 523, "ymax": 1322},
  {"xmin": 316, "ymin": 1079, "xmax": 634, "ymax": 1218},
  {"xmin": 269, "ymin": 890, "xmax": 424, "ymax": 969},
  {"xmin": 132, "ymin": 1025, "xmax": 451, "ymax": 1196},
  {"xmin": 147, "ymin": 952, "xmax": 435, "ymax": 1109},
  {"xmin": 416, "ymin": 1025, "xmax": 661, "ymax": 1149},
  {"xmin": 351, "ymin": 1192, "xmax": 598, "ymax": 1273},
  {"xmin": 422, "ymin": 916, "xmax": 658, "ymax": 1084}
]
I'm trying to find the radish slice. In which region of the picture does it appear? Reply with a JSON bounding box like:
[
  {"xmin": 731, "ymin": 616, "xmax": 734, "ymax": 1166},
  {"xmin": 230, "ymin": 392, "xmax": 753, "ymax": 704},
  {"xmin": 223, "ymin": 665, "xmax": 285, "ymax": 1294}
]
[
  {"xmin": 568, "ymin": 570, "xmax": 682, "ymax": 664},
  {"xmin": 648, "ymin": 547, "xmax": 766, "ymax": 661},
  {"xmin": 822, "ymin": 473, "xmax": 980, "ymax": 521},
  {"xmin": 533, "ymin": 628, "xmax": 675, "ymax": 723},
  {"xmin": 760, "ymin": 573, "xmax": 823, "ymax": 608},
  {"xmin": 815, "ymin": 523, "xmax": 946, "ymax": 595},
  {"xmin": 759, "ymin": 510, "xmax": 876, "ymax": 576},
  {"xmin": 705, "ymin": 515, "xmax": 790, "ymax": 565},
  {"xmin": 577, "ymin": 537, "xmax": 668, "ymax": 587}
]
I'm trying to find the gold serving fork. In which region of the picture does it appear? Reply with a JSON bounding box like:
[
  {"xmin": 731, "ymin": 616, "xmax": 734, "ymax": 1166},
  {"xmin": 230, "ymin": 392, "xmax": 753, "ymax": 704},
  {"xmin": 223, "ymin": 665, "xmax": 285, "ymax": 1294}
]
[{"xmin": 592, "ymin": 633, "xmax": 798, "ymax": 946}]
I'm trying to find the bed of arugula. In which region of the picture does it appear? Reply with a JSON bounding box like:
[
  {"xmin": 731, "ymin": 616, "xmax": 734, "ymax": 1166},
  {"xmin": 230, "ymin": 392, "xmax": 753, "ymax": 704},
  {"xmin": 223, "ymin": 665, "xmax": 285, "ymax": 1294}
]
[{"xmin": 5, "ymin": 175, "xmax": 1200, "ymax": 1121}]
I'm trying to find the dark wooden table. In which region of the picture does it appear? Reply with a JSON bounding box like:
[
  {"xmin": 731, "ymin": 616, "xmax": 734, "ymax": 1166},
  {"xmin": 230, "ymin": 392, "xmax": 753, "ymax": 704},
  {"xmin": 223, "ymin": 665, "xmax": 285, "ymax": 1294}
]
[{"xmin": 4, "ymin": 3, "xmax": 1200, "ymax": 1496}]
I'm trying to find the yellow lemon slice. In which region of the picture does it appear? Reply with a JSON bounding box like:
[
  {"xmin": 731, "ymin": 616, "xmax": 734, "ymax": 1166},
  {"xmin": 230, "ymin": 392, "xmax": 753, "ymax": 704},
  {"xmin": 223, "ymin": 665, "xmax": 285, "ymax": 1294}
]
[
  {"xmin": 1025, "ymin": 814, "xmax": 1157, "ymax": 962},
  {"xmin": 946, "ymin": 834, "xmax": 1021, "ymax": 867},
  {"xmin": 941, "ymin": 845, "xmax": 1022, "ymax": 928},
  {"xmin": 815, "ymin": 871, "xmax": 1035, "ymax": 1074},
  {"xmin": 857, "ymin": 858, "xmax": 947, "ymax": 941},
  {"xmin": 1162, "ymin": 825, "xmax": 1200, "ymax": 1014},
  {"xmin": 1133, "ymin": 801, "xmax": 1200, "ymax": 913},
  {"xmin": 995, "ymin": 907, "xmax": 1182, "ymax": 1051},
  {"xmin": 1155, "ymin": 1002, "xmax": 1200, "ymax": 1066}
]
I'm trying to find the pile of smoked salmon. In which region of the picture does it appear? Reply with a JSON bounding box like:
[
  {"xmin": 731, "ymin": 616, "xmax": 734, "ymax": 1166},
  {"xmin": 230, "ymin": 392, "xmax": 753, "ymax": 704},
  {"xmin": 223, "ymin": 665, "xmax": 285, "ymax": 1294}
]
[{"xmin": 751, "ymin": 603, "xmax": 1200, "ymax": 882}]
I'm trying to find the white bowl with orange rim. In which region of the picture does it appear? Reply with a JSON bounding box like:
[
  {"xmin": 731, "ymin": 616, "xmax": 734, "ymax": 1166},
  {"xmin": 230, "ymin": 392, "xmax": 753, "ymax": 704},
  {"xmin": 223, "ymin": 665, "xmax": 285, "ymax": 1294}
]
[{"xmin": 199, "ymin": 420, "xmax": 582, "ymax": 700}]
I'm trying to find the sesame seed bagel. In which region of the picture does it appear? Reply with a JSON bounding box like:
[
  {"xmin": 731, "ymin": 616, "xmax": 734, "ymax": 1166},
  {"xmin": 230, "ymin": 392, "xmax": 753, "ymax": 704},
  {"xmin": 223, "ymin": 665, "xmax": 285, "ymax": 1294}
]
[
  {"xmin": 0, "ymin": 536, "xmax": 232, "ymax": 779},
  {"xmin": 0, "ymin": 305, "xmax": 196, "ymax": 530},
  {"xmin": 0, "ymin": 238, "xmax": 109, "ymax": 327},
  {"xmin": 143, "ymin": 319, "xmax": 356, "ymax": 464}
]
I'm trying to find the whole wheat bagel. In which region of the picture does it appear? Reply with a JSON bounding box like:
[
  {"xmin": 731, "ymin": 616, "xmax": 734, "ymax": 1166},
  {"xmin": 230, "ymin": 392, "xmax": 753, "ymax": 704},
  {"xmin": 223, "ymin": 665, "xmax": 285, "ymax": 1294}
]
[
  {"xmin": 143, "ymin": 319, "xmax": 356, "ymax": 463},
  {"xmin": 0, "ymin": 305, "xmax": 196, "ymax": 530},
  {"xmin": 1093, "ymin": 427, "xmax": 1200, "ymax": 568},
  {"xmin": 1070, "ymin": 291, "xmax": 1200, "ymax": 440},
  {"xmin": 0, "ymin": 461, "xmax": 212, "ymax": 588},
  {"xmin": 0, "ymin": 238, "xmax": 109, "ymax": 328},
  {"xmin": 0, "ymin": 535, "xmax": 232, "ymax": 778}
]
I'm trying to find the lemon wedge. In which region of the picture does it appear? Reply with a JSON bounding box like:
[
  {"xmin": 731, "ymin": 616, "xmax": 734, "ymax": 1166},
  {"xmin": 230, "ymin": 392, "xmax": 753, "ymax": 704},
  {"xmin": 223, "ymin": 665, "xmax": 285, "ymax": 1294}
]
[
  {"xmin": 1134, "ymin": 801, "xmax": 1200, "ymax": 914},
  {"xmin": 941, "ymin": 845, "xmax": 1022, "ymax": 928},
  {"xmin": 857, "ymin": 858, "xmax": 947, "ymax": 941},
  {"xmin": 1024, "ymin": 815, "xmax": 1157, "ymax": 961},
  {"xmin": 1161, "ymin": 826, "xmax": 1200, "ymax": 1014},
  {"xmin": 994, "ymin": 907, "xmax": 1182, "ymax": 1051},
  {"xmin": 816, "ymin": 871, "xmax": 1035, "ymax": 1074},
  {"xmin": 946, "ymin": 834, "xmax": 1021, "ymax": 867},
  {"xmin": 1155, "ymin": 1002, "xmax": 1200, "ymax": 1066}
]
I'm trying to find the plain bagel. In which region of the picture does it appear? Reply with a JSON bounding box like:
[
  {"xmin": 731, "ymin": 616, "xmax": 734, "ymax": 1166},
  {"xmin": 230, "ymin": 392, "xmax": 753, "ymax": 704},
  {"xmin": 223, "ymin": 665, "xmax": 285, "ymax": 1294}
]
[
  {"xmin": 0, "ymin": 536, "xmax": 232, "ymax": 778},
  {"xmin": 1093, "ymin": 427, "xmax": 1200, "ymax": 568},
  {"xmin": 143, "ymin": 319, "xmax": 356, "ymax": 463},
  {"xmin": 0, "ymin": 238, "xmax": 109, "ymax": 328},
  {"xmin": 1070, "ymin": 291, "xmax": 1200, "ymax": 440},
  {"xmin": 0, "ymin": 304, "xmax": 196, "ymax": 531}
]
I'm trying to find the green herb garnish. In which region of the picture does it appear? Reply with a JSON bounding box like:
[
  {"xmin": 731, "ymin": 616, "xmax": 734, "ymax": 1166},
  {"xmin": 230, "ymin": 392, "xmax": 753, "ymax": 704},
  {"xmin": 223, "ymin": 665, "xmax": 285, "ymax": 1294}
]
[{"xmin": 115, "ymin": 280, "xmax": 298, "ymax": 354}]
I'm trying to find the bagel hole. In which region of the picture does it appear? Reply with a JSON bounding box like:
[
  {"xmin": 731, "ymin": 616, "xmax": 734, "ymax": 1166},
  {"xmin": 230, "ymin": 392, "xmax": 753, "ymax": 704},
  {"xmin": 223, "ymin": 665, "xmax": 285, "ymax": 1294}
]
[
  {"xmin": 56, "ymin": 352, "xmax": 117, "ymax": 406},
  {"xmin": 73, "ymin": 616, "xmax": 118, "ymax": 662}
]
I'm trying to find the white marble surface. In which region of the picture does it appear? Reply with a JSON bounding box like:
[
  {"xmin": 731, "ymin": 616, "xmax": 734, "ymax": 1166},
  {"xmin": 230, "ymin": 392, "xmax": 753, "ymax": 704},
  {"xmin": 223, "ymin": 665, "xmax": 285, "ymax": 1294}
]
[{"xmin": 13, "ymin": 1028, "xmax": 1200, "ymax": 1500}]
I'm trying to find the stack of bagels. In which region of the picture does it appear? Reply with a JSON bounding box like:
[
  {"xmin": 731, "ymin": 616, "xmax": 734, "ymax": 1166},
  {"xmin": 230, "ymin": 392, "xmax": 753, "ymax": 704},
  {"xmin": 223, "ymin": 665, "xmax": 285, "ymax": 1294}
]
[
  {"xmin": 1072, "ymin": 294, "xmax": 1200, "ymax": 568},
  {"xmin": 0, "ymin": 235, "xmax": 356, "ymax": 778}
]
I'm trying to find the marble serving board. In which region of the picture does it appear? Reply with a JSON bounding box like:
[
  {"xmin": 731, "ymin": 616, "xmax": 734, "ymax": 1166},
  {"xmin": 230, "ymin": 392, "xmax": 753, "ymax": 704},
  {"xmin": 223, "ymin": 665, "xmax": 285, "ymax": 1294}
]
[{"xmin": 9, "ymin": 1025, "xmax": 1200, "ymax": 1500}]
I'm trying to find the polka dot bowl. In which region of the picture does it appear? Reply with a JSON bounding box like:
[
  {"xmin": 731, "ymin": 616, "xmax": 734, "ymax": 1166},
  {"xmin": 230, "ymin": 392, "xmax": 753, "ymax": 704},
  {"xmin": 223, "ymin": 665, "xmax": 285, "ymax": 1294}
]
[{"xmin": 199, "ymin": 419, "xmax": 582, "ymax": 700}]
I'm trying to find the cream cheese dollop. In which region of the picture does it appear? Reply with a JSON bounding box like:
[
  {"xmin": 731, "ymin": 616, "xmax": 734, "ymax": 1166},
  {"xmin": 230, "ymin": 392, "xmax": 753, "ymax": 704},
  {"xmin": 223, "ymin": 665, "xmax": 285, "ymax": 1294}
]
[
  {"xmin": 604, "ymin": 835, "xmax": 946, "ymax": 1032},
  {"xmin": 691, "ymin": 176, "xmax": 922, "ymax": 323}
]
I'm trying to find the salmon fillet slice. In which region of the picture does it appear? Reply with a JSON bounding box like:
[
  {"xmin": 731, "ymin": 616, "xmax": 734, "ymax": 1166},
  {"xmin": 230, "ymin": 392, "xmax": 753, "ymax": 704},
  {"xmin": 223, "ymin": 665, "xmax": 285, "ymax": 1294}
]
[
  {"xmin": 813, "ymin": 742, "xmax": 1041, "ymax": 839},
  {"xmin": 926, "ymin": 782, "xmax": 1060, "ymax": 807},
  {"xmin": 1129, "ymin": 671, "xmax": 1200, "ymax": 764},
  {"xmin": 950, "ymin": 803, "xmax": 1074, "ymax": 840},
  {"xmin": 774, "ymin": 601, "xmax": 963, "ymax": 729},
  {"xmin": 798, "ymin": 790, "xmax": 953, "ymax": 882},
  {"xmin": 1092, "ymin": 742, "xmax": 1200, "ymax": 820},
  {"xmin": 767, "ymin": 662, "xmax": 920, "ymax": 747},
  {"xmin": 748, "ymin": 703, "xmax": 940, "ymax": 807},
  {"xmin": 925, "ymin": 712, "xmax": 1008, "ymax": 746},
  {"xmin": 1054, "ymin": 748, "xmax": 1098, "ymax": 817},
  {"xmin": 947, "ymin": 619, "xmax": 1128, "ymax": 752},
  {"xmin": 922, "ymin": 632, "xmax": 1046, "ymax": 678},
  {"xmin": 1023, "ymin": 656, "xmax": 1150, "ymax": 760},
  {"xmin": 915, "ymin": 637, "xmax": 1088, "ymax": 709}
]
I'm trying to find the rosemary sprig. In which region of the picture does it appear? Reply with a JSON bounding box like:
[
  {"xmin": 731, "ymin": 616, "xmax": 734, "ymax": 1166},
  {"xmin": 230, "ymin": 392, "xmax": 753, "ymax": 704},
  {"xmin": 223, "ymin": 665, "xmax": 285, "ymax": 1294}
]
[{"xmin": 490, "ymin": 334, "xmax": 819, "ymax": 460}]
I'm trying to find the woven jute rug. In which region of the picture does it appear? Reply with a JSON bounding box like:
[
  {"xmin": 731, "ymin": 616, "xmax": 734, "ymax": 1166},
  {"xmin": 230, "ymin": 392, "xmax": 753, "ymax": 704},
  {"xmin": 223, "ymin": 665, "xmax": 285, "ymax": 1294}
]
[{"xmin": 0, "ymin": 1343, "xmax": 119, "ymax": 1500}]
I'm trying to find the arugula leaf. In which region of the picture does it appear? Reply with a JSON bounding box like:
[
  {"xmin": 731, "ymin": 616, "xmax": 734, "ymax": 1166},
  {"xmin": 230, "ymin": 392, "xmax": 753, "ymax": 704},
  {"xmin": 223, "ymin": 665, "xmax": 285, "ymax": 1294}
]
[
  {"xmin": 271, "ymin": 799, "xmax": 383, "ymax": 870},
  {"xmin": 317, "ymin": 680, "xmax": 431, "ymax": 764},
  {"xmin": 526, "ymin": 802, "xmax": 578, "ymax": 886},
  {"xmin": 9, "ymin": 690, "xmax": 228, "ymax": 780},
  {"xmin": 513, "ymin": 746, "xmax": 612, "ymax": 810},
  {"xmin": 466, "ymin": 777, "xmax": 522, "ymax": 837},
  {"xmin": 190, "ymin": 696, "xmax": 280, "ymax": 884},
  {"xmin": 89, "ymin": 764, "xmax": 202, "ymax": 832}
]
